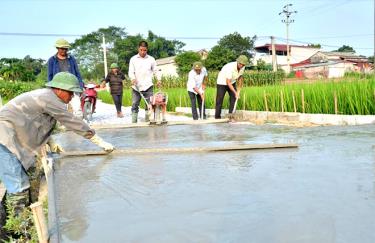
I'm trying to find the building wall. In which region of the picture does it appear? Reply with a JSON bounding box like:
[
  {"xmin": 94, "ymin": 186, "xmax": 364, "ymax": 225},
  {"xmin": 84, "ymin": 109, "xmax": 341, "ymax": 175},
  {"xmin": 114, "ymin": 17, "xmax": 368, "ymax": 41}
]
[
  {"xmin": 289, "ymin": 47, "xmax": 319, "ymax": 64},
  {"xmin": 158, "ymin": 63, "xmax": 179, "ymax": 78},
  {"xmin": 254, "ymin": 46, "xmax": 319, "ymax": 72}
]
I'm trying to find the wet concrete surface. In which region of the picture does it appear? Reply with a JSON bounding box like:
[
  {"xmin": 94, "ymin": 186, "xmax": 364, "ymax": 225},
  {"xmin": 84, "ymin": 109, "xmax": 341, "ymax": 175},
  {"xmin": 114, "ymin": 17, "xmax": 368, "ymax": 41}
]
[{"xmin": 54, "ymin": 124, "xmax": 375, "ymax": 243}]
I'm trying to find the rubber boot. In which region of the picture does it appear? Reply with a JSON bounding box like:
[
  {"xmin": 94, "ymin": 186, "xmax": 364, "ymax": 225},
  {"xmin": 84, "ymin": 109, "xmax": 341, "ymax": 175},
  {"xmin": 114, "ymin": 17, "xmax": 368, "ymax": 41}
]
[
  {"xmin": 6, "ymin": 189, "xmax": 30, "ymax": 217},
  {"xmin": 132, "ymin": 112, "xmax": 138, "ymax": 123},
  {"xmin": 145, "ymin": 111, "xmax": 150, "ymax": 122},
  {"xmin": 161, "ymin": 112, "xmax": 167, "ymax": 124}
]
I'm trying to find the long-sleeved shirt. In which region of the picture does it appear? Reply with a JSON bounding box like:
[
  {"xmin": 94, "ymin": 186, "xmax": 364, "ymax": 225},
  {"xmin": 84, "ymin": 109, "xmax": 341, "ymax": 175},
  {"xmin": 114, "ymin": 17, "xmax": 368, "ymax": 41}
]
[
  {"xmin": 187, "ymin": 67, "xmax": 208, "ymax": 94},
  {"xmin": 0, "ymin": 88, "xmax": 95, "ymax": 169},
  {"xmin": 104, "ymin": 71, "xmax": 126, "ymax": 95},
  {"xmin": 128, "ymin": 54, "xmax": 159, "ymax": 91},
  {"xmin": 47, "ymin": 54, "xmax": 84, "ymax": 88},
  {"xmin": 216, "ymin": 62, "xmax": 245, "ymax": 85}
]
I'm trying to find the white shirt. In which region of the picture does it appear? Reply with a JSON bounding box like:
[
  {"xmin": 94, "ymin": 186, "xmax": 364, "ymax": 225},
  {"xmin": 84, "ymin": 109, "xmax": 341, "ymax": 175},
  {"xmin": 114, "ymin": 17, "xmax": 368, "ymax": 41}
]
[
  {"xmin": 216, "ymin": 61, "xmax": 245, "ymax": 85},
  {"xmin": 128, "ymin": 54, "xmax": 159, "ymax": 91},
  {"xmin": 187, "ymin": 67, "xmax": 208, "ymax": 94}
]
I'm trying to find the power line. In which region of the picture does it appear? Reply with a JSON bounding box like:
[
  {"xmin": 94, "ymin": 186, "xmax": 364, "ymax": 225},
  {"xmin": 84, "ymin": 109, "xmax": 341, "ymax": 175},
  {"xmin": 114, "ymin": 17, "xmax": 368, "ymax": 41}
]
[
  {"xmin": 275, "ymin": 36, "xmax": 373, "ymax": 50},
  {"xmin": 295, "ymin": 34, "xmax": 374, "ymax": 40},
  {"xmin": 0, "ymin": 32, "xmax": 81, "ymax": 37}
]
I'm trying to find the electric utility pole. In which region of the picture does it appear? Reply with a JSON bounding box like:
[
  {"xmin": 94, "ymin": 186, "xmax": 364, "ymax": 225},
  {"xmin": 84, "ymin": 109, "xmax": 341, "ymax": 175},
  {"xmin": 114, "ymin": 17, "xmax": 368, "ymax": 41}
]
[
  {"xmin": 279, "ymin": 4, "xmax": 297, "ymax": 73},
  {"xmin": 102, "ymin": 34, "xmax": 108, "ymax": 77}
]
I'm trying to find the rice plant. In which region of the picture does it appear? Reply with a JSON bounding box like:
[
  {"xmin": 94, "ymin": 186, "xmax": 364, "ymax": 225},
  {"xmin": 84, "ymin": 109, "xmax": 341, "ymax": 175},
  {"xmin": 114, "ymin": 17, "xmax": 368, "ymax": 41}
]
[{"xmin": 99, "ymin": 75, "xmax": 375, "ymax": 115}]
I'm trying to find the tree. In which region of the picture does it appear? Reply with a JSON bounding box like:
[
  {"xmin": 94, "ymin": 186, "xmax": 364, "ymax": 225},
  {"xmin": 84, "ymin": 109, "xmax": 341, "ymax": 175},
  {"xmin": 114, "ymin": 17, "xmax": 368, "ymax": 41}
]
[
  {"xmin": 146, "ymin": 31, "xmax": 185, "ymax": 59},
  {"xmin": 256, "ymin": 59, "xmax": 272, "ymax": 71},
  {"xmin": 334, "ymin": 45, "xmax": 356, "ymax": 53},
  {"xmin": 70, "ymin": 27, "xmax": 185, "ymax": 80},
  {"xmin": 204, "ymin": 32, "xmax": 256, "ymax": 70},
  {"xmin": 368, "ymin": 56, "xmax": 374, "ymax": 63},
  {"xmin": 217, "ymin": 32, "xmax": 256, "ymax": 58},
  {"xmin": 308, "ymin": 43, "xmax": 321, "ymax": 48},
  {"xmin": 204, "ymin": 46, "xmax": 237, "ymax": 70},
  {"xmin": 0, "ymin": 57, "xmax": 44, "ymax": 81},
  {"xmin": 70, "ymin": 26, "xmax": 128, "ymax": 80},
  {"xmin": 174, "ymin": 51, "xmax": 201, "ymax": 74}
]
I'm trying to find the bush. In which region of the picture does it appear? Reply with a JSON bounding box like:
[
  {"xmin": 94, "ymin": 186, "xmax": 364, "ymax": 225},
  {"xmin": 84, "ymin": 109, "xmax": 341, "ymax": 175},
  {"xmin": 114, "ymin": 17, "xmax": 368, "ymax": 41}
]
[{"xmin": 0, "ymin": 81, "xmax": 41, "ymax": 101}]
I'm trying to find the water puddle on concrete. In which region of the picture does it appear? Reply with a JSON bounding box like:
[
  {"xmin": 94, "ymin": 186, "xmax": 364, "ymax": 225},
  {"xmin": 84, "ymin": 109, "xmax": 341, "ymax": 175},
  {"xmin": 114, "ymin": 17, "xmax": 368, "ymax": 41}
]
[{"xmin": 53, "ymin": 124, "xmax": 375, "ymax": 243}]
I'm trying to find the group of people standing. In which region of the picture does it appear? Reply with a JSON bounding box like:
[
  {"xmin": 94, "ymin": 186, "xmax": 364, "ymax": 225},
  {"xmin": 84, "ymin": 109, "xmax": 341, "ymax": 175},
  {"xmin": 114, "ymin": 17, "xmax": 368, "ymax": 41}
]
[
  {"xmin": 47, "ymin": 38, "xmax": 249, "ymax": 122},
  {"xmin": 101, "ymin": 40, "xmax": 249, "ymax": 122}
]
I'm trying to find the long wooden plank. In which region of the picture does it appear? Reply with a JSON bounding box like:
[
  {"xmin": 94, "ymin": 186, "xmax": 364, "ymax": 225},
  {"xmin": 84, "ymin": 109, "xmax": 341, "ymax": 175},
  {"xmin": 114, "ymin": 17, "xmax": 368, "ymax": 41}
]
[
  {"xmin": 90, "ymin": 118, "xmax": 229, "ymax": 130},
  {"xmin": 60, "ymin": 143, "xmax": 298, "ymax": 157}
]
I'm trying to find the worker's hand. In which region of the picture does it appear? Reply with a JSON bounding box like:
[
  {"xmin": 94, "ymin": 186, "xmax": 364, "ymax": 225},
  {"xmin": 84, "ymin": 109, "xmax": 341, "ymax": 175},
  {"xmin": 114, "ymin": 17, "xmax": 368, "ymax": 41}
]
[
  {"xmin": 202, "ymin": 84, "xmax": 206, "ymax": 90},
  {"xmin": 235, "ymin": 91, "xmax": 240, "ymax": 99},
  {"xmin": 90, "ymin": 134, "xmax": 115, "ymax": 152},
  {"xmin": 200, "ymin": 92, "xmax": 205, "ymax": 100},
  {"xmin": 131, "ymin": 79, "xmax": 138, "ymax": 86},
  {"xmin": 46, "ymin": 138, "xmax": 64, "ymax": 153},
  {"xmin": 157, "ymin": 80, "xmax": 162, "ymax": 88}
]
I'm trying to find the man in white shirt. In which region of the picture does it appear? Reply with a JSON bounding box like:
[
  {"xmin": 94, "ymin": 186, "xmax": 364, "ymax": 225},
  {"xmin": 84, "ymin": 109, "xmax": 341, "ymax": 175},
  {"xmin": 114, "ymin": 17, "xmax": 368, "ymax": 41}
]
[
  {"xmin": 187, "ymin": 61, "xmax": 208, "ymax": 120},
  {"xmin": 128, "ymin": 41, "xmax": 161, "ymax": 123},
  {"xmin": 215, "ymin": 55, "xmax": 249, "ymax": 119}
]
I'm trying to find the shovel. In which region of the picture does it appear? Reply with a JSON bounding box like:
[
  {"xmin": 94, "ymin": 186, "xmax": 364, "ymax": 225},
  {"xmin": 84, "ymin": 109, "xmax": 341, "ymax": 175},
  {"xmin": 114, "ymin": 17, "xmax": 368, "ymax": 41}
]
[
  {"xmin": 133, "ymin": 85, "xmax": 150, "ymax": 108},
  {"xmin": 200, "ymin": 97, "xmax": 205, "ymax": 120}
]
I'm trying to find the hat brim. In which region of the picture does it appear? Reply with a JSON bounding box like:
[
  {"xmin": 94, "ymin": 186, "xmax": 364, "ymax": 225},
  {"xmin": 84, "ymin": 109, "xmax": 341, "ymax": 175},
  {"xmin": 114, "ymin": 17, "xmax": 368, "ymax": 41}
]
[{"xmin": 46, "ymin": 82, "xmax": 82, "ymax": 93}]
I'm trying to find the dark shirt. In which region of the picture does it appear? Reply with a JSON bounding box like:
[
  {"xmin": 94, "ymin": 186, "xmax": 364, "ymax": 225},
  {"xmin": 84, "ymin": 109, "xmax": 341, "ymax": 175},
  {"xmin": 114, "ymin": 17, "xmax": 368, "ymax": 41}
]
[
  {"xmin": 58, "ymin": 58, "xmax": 70, "ymax": 72},
  {"xmin": 105, "ymin": 72, "xmax": 126, "ymax": 95},
  {"xmin": 47, "ymin": 54, "xmax": 83, "ymax": 88}
]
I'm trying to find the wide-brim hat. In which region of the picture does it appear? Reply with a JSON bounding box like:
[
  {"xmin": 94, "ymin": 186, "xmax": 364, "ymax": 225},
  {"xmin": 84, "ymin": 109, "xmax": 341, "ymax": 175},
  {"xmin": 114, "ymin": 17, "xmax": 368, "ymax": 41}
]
[{"xmin": 46, "ymin": 72, "xmax": 82, "ymax": 93}]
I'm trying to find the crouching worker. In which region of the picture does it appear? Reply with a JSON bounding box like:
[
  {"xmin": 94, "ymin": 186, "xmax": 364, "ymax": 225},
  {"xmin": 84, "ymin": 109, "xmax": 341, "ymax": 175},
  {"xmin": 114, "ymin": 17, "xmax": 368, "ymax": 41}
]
[
  {"xmin": 0, "ymin": 72, "xmax": 114, "ymax": 214},
  {"xmin": 149, "ymin": 91, "xmax": 168, "ymax": 125}
]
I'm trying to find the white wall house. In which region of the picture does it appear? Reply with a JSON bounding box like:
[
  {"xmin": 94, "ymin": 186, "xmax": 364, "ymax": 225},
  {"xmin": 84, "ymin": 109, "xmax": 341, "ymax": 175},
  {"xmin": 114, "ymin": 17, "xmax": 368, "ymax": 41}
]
[
  {"xmin": 156, "ymin": 56, "xmax": 178, "ymax": 78},
  {"xmin": 254, "ymin": 44, "xmax": 320, "ymax": 72},
  {"xmin": 156, "ymin": 49, "xmax": 209, "ymax": 78}
]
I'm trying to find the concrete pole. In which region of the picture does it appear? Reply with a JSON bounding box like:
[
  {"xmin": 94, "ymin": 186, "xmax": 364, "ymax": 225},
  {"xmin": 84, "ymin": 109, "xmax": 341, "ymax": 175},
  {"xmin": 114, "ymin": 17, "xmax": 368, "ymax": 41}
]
[
  {"xmin": 271, "ymin": 36, "xmax": 277, "ymax": 72},
  {"xmin": 279, "ymin": 4, "xmax": 296, "ymax": 74},
  {"xmin": 286, "ymin": 15, "xmax": 290, "ymax": 73},
  {"xmin": 103, "ymin": 35, "xmax": 108, "ymax": 77},
  {"xmin": 102, "ymin": 35, "xmax": 109, "ymax": 91}
]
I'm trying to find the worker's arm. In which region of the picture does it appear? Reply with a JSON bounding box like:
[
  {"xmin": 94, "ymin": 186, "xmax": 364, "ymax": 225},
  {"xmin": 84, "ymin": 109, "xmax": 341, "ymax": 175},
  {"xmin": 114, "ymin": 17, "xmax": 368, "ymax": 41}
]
[
  {"xmin": 226, "ymin": 78, "xmax": 239, "ymax": 99},
  {"xmin": 128, "ymin": 58, "xmax": 137, "ymax": 85},
  {"xmin": 45, "ymin": 101, "xmax": 114, "ymax": 152},
  {"xmin": 237, "ymin": 75, "xmax": 244, "ymax": 94}
]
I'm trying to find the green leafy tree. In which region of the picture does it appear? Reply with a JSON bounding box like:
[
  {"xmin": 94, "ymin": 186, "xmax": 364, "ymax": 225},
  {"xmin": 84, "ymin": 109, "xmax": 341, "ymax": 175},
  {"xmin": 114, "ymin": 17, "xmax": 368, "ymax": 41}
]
[
  {"xmin": 70, "ymin": 26, "xmax": 128, "ymax": 80},
  {"xmin": 368, "ymin": 56, "xmax": 374, "ymax": 63},
  {"xmin": 113, "ymin": 34, "xmax": 144, "ymax": 73},
  {"xmin": 0, "ymin": 57, "xmax": 43, "ymax": 81},
  {"xmin": 256, "ymin": 59, "xmax": 272, "ymax": 71},
  {"xmin": 174, "ymin": 51, "xmax": 201, "ymax": 74},
  {"xmin": 217, "ymin": 32, "xmax": 256, "ymax": 58},
  {"xmin": 308, "ymin": 43, "xmax": 321, "ymax": 48},
  {"xmin": 205, "ymin": 32, "xmax": 256, "ymax": 70},
  {"xmin": 334, "ymin": 45, "xmax": 356, "ymax": 53},
  {"xmin": 204, "ymin": 46, "xmax": 236, "ymax": 70},
  {"xmin": 146, "ymin": 31, "xmax": 185, "ymax": 59}
]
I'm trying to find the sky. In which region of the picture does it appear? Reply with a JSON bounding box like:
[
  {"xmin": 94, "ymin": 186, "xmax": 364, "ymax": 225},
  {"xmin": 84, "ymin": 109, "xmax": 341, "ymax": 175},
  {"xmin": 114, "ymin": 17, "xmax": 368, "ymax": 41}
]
[{"xmin": 0, "ymin": 0, "xmax": 373, "ymax": 61}]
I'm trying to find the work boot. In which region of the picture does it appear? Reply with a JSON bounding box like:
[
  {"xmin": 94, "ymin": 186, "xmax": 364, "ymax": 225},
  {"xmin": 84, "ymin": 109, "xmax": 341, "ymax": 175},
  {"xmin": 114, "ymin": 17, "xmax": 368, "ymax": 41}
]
[
  {"xmin": 132, "ymin": 112, "xmax": 138, "ymax": 123},
  {"xmin": 161, "ymin": 113, "xmax": 167, "ymax": 124},
  {"xmin": 6, "ymin": 189, "xmax": 30, "ymax": 217}
]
